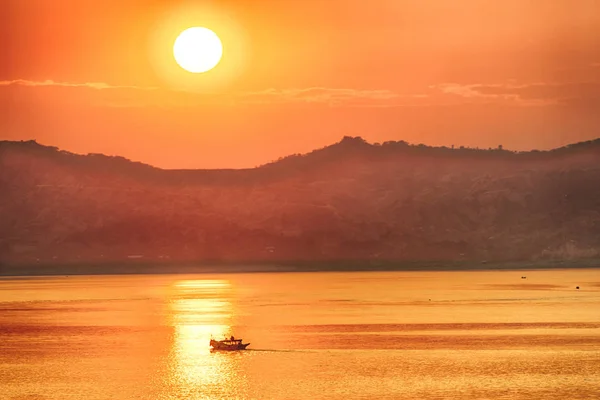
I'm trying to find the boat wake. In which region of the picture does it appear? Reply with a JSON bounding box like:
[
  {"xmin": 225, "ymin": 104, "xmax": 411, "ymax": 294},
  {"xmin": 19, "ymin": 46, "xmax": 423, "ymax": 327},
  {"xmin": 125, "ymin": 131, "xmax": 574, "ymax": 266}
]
[{"xmin": 245, "ymin": 349, "xmax": 310, "ymax": 353}]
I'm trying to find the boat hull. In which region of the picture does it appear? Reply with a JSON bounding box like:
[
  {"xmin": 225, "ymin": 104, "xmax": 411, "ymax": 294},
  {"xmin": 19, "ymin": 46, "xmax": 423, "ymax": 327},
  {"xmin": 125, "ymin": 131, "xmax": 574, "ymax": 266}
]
[{"xmin": 210, "ymin": 339, "xmax": 250, "ymax": 351}]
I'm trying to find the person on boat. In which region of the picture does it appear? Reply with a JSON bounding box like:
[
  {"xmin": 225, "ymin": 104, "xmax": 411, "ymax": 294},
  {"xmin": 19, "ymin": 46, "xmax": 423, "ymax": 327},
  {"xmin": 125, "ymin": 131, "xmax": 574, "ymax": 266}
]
[{"xmin": 230, "ymin": 336, "xmax": 235, "ymax": 341}]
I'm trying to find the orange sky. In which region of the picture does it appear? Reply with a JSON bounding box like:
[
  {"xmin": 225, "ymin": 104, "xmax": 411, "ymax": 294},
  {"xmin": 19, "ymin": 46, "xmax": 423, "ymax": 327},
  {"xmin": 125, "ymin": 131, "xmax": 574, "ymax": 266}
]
[{"xmin": 1, "ymin": 0, "xmax": 599, "ymax": 168}]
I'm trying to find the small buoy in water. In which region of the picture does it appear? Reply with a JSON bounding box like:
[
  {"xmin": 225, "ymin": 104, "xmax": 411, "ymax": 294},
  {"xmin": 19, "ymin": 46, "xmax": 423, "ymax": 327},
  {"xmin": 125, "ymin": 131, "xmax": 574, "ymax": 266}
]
[{"xmin": 576, "ymin": 286, "xmax": 580, "ymax": 290}]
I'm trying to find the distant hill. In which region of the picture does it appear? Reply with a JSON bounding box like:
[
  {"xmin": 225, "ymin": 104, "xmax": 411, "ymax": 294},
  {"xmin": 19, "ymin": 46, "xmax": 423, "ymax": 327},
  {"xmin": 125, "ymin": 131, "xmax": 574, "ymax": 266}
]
[{"xmin": 1, "ymin": 137, "xmax": 600, "ymax": 270}]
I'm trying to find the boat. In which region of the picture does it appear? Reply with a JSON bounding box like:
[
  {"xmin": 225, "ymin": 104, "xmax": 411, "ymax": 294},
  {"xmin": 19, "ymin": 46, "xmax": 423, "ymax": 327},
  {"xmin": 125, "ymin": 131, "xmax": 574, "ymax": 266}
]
[{"xmin": 210, "ymin": 336, "xmax": 250, "ymax": 351}]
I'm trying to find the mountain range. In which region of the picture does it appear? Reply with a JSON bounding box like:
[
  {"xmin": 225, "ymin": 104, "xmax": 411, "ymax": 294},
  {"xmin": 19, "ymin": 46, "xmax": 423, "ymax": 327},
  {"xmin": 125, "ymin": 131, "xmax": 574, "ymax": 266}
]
[{"xmin": 1, "ymin": 136, "xmax": 600, "ymax": 272}]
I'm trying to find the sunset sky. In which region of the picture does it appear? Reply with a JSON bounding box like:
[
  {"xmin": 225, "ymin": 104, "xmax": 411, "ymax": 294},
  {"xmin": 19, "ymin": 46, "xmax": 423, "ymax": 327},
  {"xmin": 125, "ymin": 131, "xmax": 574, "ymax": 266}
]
[{"xmin": 1, "ymin": 0, "xmax": 599, "ymax": 169}]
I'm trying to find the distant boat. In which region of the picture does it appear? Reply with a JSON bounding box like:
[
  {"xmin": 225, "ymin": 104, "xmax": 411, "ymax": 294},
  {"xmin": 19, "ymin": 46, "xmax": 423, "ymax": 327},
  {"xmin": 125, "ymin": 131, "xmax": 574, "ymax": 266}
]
[{"xmin": 210, "ymin": 336, "xmax": 250, "ymax": 351}]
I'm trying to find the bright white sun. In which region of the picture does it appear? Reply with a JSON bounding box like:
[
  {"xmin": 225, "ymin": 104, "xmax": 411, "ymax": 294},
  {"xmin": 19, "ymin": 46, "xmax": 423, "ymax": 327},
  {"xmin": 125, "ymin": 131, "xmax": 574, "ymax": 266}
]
[{"xmin": 173, "ymin": 27, "xmax": 223, "ymax": 73}]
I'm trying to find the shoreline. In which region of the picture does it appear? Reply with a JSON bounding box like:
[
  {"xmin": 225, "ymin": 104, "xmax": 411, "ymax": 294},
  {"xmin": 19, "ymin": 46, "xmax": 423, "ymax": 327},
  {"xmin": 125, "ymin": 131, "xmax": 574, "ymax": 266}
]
[{"xmin": 1, "ymin": 258, "xmax": 599, "ymax": 277}]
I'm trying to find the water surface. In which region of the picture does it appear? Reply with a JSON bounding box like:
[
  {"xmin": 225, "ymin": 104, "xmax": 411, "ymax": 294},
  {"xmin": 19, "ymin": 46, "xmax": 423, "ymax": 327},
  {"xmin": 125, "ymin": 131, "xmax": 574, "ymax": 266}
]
[{"xmin": 1, "ymin": 270, "xmax": 599, "ymax": 399}]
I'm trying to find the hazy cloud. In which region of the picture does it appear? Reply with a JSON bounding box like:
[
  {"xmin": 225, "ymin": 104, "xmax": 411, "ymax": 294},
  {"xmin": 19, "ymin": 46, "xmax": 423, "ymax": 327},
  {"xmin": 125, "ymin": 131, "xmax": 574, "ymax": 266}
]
[
  {"xmin": 0, "ymin": 79, "xmax": 158, "ymax": 91},
  {"xmin": 0, "ymin": 79, "xmax": 418, "ymax": 107},
  {"xmin": 475, "ymin": 82, "xmax": 600, "ymax": 100},
  {"xmin": 238, "ymin": 87, "xmax": 401, "ymax": 104},
  {"xmin": 431, "ymin": 81, "xmax": 600, "ymax": 106},
  {"xmin": 235, "ymin": 88, "xmax": 437, "ymax": 108},
  {"xmin": 433, "ymin": 83, "xmax": 520, "ymax": 101},
  {"xmin": 2, "ymin": 78, "xmax": 598, "ymax": 109}
]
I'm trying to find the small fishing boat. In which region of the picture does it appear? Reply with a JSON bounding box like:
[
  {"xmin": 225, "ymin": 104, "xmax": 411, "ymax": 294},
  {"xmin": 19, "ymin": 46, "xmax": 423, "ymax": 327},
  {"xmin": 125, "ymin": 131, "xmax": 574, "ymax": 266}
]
[{"xmin": 210, "ymin": 336, "xmax": 250, "ymax": 351}]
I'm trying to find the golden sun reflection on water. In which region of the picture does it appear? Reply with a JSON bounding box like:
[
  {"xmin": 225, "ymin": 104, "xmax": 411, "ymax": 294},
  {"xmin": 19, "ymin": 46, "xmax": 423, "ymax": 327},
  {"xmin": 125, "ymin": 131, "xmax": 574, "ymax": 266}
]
[{"xmin": 163, "ymin": 279, "xmax": 246, "ymax": 398}]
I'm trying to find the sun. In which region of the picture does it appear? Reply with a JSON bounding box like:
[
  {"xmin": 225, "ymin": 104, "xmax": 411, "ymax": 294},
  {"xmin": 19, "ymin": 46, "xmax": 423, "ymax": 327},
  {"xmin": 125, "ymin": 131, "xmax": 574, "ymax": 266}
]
[{"xmin": 173, "ymin": 27, "xmax": 223, "ymax": 73}]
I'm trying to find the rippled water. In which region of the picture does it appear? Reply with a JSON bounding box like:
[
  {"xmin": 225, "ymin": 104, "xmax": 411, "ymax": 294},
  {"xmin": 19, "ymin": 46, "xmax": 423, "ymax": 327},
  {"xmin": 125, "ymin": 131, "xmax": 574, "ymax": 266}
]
[{"xmin": 1, "ymin": 270, "xmax": 599, "ymax": 399}]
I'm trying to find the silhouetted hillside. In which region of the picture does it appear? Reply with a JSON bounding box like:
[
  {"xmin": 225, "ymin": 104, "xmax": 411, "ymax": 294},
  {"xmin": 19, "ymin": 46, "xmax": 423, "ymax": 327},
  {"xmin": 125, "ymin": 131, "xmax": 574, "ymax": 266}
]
[{"xmin": 1, "ymin": 137, "xmax": 600, "ymax": 270}]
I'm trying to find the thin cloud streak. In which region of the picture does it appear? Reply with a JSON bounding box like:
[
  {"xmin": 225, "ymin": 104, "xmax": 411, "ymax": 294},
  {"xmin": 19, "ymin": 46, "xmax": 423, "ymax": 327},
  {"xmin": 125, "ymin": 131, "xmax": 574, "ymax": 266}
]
[
  {"xmin": 2, "ymin": 78, "xmax": 597, "ymax": 108},
  {"xmin": 0, "ymin": 79, "xmax": 418, "ymax": 107},
  {"xmin": 431, "ymin": 81, "xmax": 600, "ymax": 106},
  {"xmin": 0, "ymin": 79, "xmax": 159, "ymax": 91},
  {"xmin": 234, "ymin": 87, "xmax": 431, "ymax": 107}
]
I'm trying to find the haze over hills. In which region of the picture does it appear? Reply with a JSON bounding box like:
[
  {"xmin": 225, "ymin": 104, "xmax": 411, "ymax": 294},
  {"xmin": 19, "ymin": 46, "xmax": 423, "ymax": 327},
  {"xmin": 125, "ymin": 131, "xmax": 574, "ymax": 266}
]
[{"xmin": 1, "ymin": 137, "xmax": 600, "ymax": 272}]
